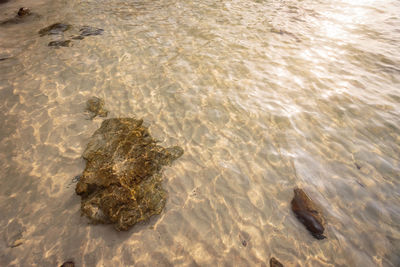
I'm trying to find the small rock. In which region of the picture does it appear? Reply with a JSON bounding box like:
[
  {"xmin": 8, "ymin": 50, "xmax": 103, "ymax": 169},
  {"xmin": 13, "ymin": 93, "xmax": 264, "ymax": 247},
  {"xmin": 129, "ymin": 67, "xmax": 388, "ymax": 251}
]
[
  {"xmin": 270, "ymin": 257, "xmax": 284, "ymax": 267},
  {"xmin": 71, "ymin": 35, "xmax": 85, "ymax": 40},
  {"xmin": 241, "ymin": 240, "xmax": 247, "ymax": 247},
  {"xmin": 79, "ymin": 26, "xmax": 104, "ymax": 36},
  {"xmin": 17, "ymin": 7, "xmax": 31, "ymax": 17},
  {"xmin": 39, "ymin": 23, "xmax": 71, "ymax": 36},
  {"xmin": 291, "ymin": 188, "xmax": 326, "ymax": 240},
  {"xmin": 60, "ymin": 261, "xmax": 74, "ymax": 267},
  {"xmin": 85, "ymin": 97, "xmax": 108, "ymax": 119},
  {"xmin": 48, "ymin": 40, "xmax": 71, "ymax": 47}
]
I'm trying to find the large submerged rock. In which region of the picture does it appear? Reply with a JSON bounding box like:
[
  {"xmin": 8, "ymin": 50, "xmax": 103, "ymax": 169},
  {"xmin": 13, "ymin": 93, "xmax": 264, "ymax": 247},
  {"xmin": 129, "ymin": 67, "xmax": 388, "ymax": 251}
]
[
  {"xmin": 75, "ymin": 118, "xmax": 183, "ymax": 230},
  {"xmin": 291, "ymin": 188, "xmax": 326, "ymax": 240}
]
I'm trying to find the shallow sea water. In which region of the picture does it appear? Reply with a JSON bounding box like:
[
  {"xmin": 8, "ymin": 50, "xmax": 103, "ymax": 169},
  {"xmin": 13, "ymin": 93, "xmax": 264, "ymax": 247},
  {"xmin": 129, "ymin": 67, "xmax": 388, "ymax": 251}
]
[{"xmin": 1, "ymin": 0, "xmax": 400, "ymax": 266}]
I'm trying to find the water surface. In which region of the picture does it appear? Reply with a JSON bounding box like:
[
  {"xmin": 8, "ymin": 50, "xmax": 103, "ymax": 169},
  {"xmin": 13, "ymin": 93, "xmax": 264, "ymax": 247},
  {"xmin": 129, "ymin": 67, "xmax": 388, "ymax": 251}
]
[{"xmin": 0, "ymin": 0, "xmax": 399, "ymax": 266}]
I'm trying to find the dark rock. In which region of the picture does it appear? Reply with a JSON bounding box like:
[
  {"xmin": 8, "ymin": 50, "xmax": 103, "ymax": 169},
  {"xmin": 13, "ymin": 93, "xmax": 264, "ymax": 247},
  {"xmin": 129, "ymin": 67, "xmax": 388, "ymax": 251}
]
[
  {"xmin": 79, "ymin": 26, "xmax": 104, "ymax": 36},
  {"xmin": 38, "ymin": 23, "xmax": 71, "ymax": 36},
  {"xmin": 0, "ymin": 8, "xmax": 39, "ymax": 25},
  {"xmin": 85, "ymin": 97, "xmax": 108, "ymax": 119},
  {"xmin": 0, "ymin": 0, "xmax": 10, "ymax": 4},
  {"xmin": 291, "ymin": 188, "xmax": 326, "ymax": 240},
  {"xmin": 0, "ymin": 57, "xmax": 9, "ymax": 61},
  {"xmin": 71, "ymin": 35, "xmax": 85, "ymax": 40},
  {"xmin": 241, "ymin": 240, "xmax": 247, "ymax": 247},
  {"xmin": 17, "ymin": 7, "xmax": 31, "ymax": 17},
  {"xmin": 270, "ymin": 257, "xmax": 284, "ymax": 267},
  {"xmin": 48, "ymin": 40, "xmax": 71, "ymax": 47},
  {"xmin": 75, "ymin": 118, "xmax": 184, "ymax": 231},
  {"xmin": 60, "ymin": 261, "xmax": 74, "ymax": 267}
]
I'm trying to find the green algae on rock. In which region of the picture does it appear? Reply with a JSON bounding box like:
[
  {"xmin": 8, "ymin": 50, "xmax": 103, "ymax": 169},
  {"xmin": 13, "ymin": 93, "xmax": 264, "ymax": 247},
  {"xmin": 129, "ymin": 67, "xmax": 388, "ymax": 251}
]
[
  {"xmin": 0, "ymin": 8, "xmax": 40, "ymax": 25},
  {"xmin": 85, "ymin": 97, "xmax": 108, "ymax": 119},
  {"xmin": 48, "ymin": 40, "xmax": 71, "ymax": 48},
  {"xmin": 75, "ymin": 118, "xmax": 183, "ymax": 230}
]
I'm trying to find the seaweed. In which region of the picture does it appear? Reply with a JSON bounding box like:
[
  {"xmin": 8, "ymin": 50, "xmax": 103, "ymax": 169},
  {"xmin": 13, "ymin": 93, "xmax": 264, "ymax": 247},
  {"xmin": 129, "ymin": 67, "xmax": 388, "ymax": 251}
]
[
  {"xmin": 48, "ymin": 40, "xmax": 71, "ymax": 47},
  {"xmin": 38, "ymin": 23, "xmax": 71, "ymax": 36}
]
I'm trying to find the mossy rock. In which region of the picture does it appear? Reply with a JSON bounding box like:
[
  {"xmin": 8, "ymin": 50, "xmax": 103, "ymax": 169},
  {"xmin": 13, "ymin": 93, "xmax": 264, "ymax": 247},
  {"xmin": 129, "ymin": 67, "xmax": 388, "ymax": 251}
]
[{"xmin": 76, "ymin": 118, "xmax": 183, "ymax": 230}]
